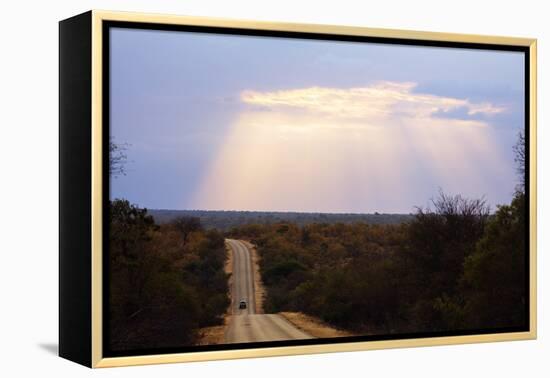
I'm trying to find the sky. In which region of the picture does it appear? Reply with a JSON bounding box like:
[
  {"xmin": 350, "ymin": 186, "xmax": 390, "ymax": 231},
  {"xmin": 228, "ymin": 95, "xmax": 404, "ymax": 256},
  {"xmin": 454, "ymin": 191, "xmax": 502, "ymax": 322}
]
[{"xmin": 109, "ymin": 27, "xmax": 525, "ymax": 214}]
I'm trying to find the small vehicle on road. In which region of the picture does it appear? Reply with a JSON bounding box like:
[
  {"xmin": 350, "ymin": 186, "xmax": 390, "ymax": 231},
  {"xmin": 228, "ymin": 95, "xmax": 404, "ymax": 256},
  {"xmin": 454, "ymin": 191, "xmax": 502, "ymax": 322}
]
[{"xmin": 239, "ymin": 299, "xmax": 247, "ymax": 309}]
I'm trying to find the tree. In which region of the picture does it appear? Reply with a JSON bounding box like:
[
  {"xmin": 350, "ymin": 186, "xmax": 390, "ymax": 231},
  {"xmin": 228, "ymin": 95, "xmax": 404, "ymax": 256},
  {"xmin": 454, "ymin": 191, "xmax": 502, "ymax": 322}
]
[
  {"xmin": 513, "ymin": 130, "xmax": 526, "ymax": 192},
  {"xmin": 172, "ymin": 216, "xmax": 203, "ymax": 246},
  {"xmin": 461, "ymin": 193, "xmax": 526, "ymax": 329},
  {"xmin": 109, "ymin": 199, "xmax": 156, "ymax": 261},
  {"xmin": 398, "ymin": 190, "xmax": 490, "ymax": 331},
  {"xmin": 457, "ymin": 130, "xmax": 527, "ymax": 330},
  {"xmin": 109, "ymin": 200, "xmax": 201, "ymax": 349},
  {"xmin": 108, "ymin": 200, "xmax": 230, "ymax": 350},
  {"xmin": 109, "ymin": 139, "xmax": 128, "ymax": 178},
  {"xmin": 406, "ymin": 190, "xmax": 490, "ymax": 283}
]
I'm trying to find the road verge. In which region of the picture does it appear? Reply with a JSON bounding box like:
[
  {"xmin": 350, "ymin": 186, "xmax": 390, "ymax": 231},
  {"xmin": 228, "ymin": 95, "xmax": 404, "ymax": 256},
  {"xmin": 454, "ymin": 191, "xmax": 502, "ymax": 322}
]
[
  {"xmin": 279, "ymin": 312, "xmax": 355, "ymax": 338},
  {"xmin": 241, "ymin": 240, "xmax": 265, "ymax": 314}
]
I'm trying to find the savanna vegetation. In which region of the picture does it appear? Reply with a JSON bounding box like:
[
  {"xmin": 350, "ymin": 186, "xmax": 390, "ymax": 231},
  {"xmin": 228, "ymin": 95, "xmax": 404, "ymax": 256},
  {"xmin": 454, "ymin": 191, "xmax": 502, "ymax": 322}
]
[
  {"xmin": 107, "ymin": 131, "xmax": 527, "ymax": 347},
  {"xmin": 108, "ymin": 200, "xmax": 230, "ymax": 351},
  {"xmin": 229, "ymin": 188, "xmax": 526, "ymax": 335}
]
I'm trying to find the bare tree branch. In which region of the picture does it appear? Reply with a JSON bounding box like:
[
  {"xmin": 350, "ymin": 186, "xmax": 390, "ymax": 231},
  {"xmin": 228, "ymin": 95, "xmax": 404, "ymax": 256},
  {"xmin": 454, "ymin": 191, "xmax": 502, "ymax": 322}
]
[
  {"xmin": 513, "ymin": 130, "xmax": 525, "ymax": 193},
  {"xmin": 110, "ymin": 138, "xmax": 129, "ymax": 178}
]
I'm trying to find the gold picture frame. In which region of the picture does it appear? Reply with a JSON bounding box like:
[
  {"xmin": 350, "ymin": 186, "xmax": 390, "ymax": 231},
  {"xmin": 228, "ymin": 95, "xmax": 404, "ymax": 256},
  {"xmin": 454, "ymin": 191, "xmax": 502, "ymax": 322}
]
[{"xmin": 59, "ymin": 9, "xmax": 537, "ymax": 368}]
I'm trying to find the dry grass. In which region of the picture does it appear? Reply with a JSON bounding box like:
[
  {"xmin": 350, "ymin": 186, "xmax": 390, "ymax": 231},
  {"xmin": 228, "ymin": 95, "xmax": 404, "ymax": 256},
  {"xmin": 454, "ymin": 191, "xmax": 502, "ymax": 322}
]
[
  {"xmin": 279, "ymin": 312, "xmax": 355, "ymax": 338},
  {"xmin": 242, "ymin": 240, "xmax": 265, "ymax": 314},
  {"xmin": 195, "ymin": 316, "xmax": 231, "ymax": 345}
]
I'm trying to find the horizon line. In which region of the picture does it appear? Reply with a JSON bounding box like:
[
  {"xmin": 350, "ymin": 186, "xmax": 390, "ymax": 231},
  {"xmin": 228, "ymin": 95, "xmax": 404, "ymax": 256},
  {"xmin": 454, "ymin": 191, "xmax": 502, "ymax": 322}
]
[{"xmin": 147, "ymin": 208, "xmax": 415, "ymax": 216}]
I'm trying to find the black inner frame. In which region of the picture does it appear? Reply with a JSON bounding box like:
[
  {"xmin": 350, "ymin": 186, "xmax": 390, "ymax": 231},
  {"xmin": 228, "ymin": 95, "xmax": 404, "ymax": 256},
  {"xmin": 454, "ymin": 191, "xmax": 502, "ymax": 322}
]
[{"xmin": 102, "ymin": 20, "xmax": 531, "ymax": 358}]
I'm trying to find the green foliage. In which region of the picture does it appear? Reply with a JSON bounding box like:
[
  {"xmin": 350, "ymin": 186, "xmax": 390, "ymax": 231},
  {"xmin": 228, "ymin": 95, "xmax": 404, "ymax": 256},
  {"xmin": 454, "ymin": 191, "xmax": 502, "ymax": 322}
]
[
  {"xmin": 462, "ymin": 193, "xmax": 526, "ymax": 329},
  {"xmin": 397, "ymin": 191, "xmax": 490, "ymax": 332},
  {"xmin": 233, "ymin": 190, "xmax": 526, "ymax": 335},
  {"xmin": 182, "ymin": 229, "xmax": 230, "ymax": 327},
  {"xmin": 108, "ymin": 199, "xmax": 229, "ymax": 351}
]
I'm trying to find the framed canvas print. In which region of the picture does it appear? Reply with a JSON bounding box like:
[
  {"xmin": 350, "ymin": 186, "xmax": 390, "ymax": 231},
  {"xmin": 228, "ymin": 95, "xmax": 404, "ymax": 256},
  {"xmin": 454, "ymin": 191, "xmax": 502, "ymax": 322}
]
[{"xmin": 59, "ymin": 10, "xmax": 537, "ymax": 368}]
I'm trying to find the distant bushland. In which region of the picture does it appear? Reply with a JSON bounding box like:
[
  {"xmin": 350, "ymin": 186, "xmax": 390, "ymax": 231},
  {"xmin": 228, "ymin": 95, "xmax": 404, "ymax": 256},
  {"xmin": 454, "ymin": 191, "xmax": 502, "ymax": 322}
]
[{"xmin": 148, "ymin": 209, "xmax": 413, "ymax": 231}]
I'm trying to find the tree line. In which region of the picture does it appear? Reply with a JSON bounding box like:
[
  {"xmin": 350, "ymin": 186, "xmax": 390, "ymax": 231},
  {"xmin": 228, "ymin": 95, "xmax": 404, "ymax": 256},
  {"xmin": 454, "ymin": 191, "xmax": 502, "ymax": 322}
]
[{"xmin": 148, "ymin": 209, "xmax": 412, "ymax": 231}]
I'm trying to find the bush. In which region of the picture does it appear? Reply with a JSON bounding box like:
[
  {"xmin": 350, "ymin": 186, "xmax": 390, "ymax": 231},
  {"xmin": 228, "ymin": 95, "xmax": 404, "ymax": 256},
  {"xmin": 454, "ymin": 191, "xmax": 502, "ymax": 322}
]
[{"xmin": 108, "ymin": 199, "xmax": 230, "ymax": 351}]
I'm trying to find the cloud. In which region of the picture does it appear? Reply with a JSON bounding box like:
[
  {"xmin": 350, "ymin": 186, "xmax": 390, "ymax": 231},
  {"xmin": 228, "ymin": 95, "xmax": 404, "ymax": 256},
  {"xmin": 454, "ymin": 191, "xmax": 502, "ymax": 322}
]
[
  {"xmin": 190, "ymin": 81, "xmax": 512, "ymax": 213},
  {"xmin": 240, "ymin": 81, "xmax": 505, "ymax": 122}
]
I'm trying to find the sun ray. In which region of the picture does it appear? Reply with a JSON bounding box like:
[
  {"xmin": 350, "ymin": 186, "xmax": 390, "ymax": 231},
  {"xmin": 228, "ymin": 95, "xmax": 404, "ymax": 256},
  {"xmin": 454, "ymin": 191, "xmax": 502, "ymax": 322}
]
[{"xmin": 190, "ymin": 82, "xmax": 507, "ymax": 213}]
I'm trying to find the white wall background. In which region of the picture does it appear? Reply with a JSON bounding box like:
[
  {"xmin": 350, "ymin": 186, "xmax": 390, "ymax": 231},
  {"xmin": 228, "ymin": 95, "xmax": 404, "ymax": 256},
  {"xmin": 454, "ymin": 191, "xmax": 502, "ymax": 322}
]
[{"xmin": 0, "ymin": 0, "xmax": 547, "ymax": 375}]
